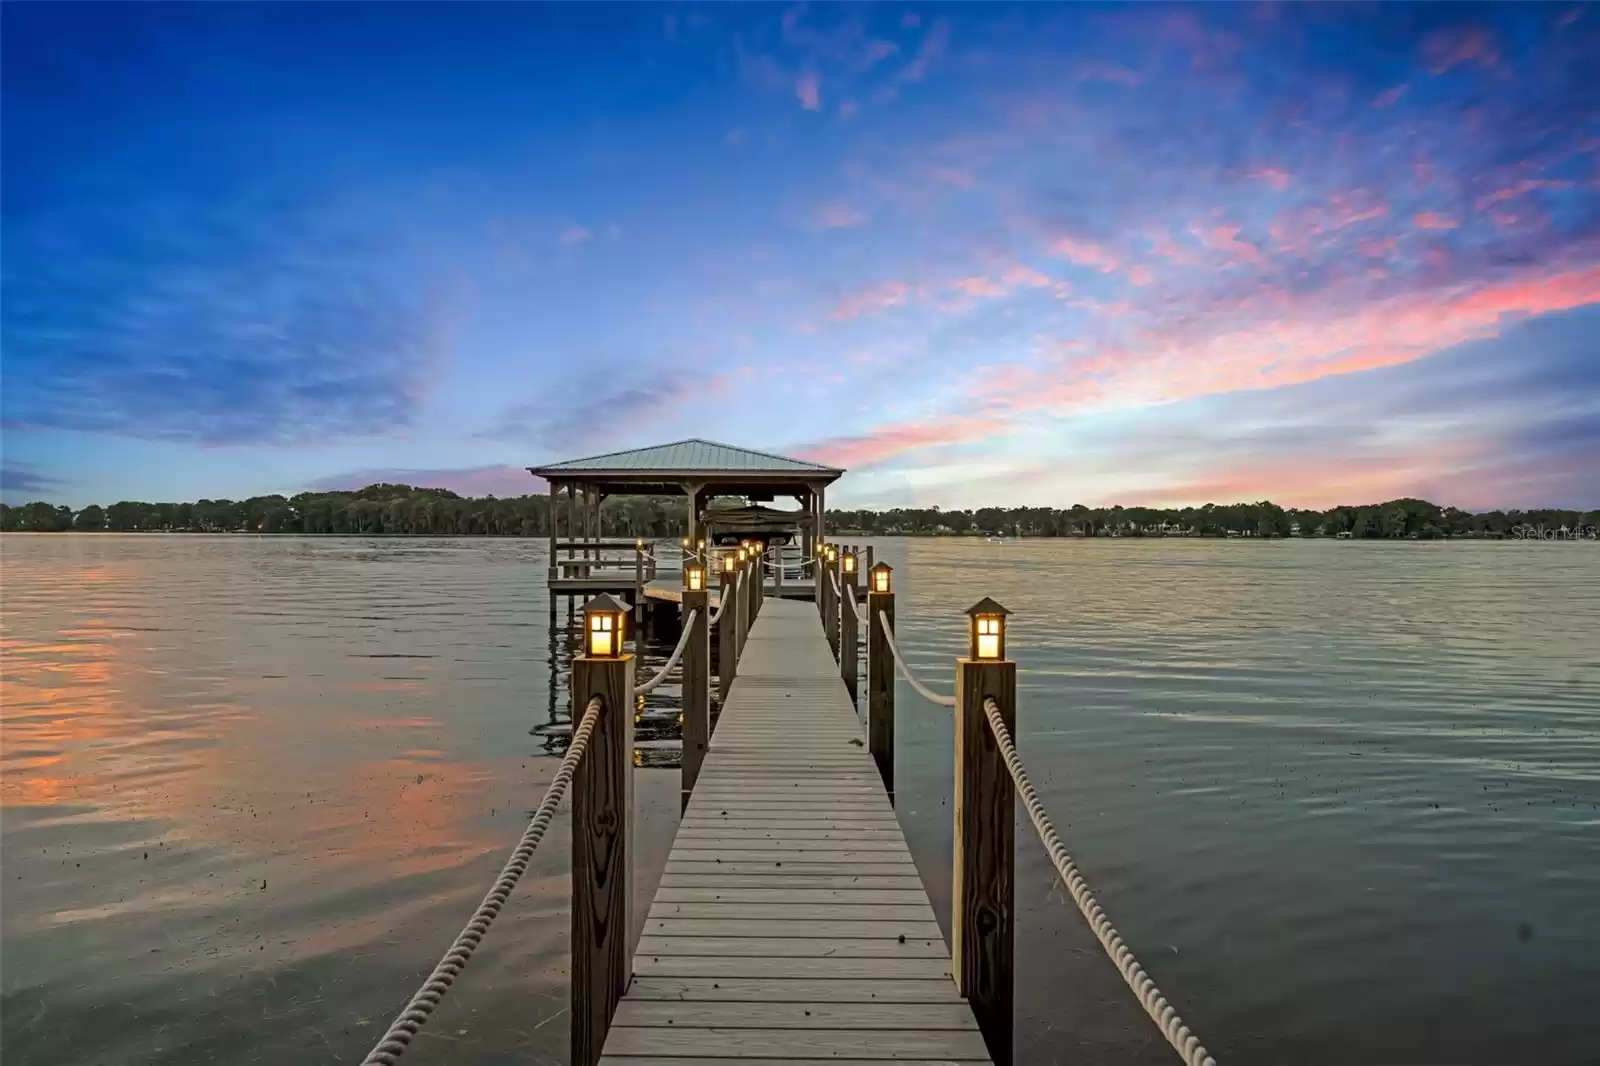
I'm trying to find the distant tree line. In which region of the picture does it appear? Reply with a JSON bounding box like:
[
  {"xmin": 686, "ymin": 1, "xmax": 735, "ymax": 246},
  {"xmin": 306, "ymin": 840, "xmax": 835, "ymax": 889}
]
[{"xmin": 2, "ymin": 484, "xmax": 1595, "ymax": 540}]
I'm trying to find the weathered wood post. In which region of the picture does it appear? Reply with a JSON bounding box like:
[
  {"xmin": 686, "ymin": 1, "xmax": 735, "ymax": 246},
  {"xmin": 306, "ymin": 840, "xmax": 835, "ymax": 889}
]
[
  {"xmin": 633, "ymin": 540, "xmax": 646, "ymax": 640},
  {"xmin": 749, "ymin": 544, "xmax": 763, "ymax": 619},
  {"xmin": 813, "ymin": 541, "xmax": 825, "ymax": 615},
  {"xmin": 737, "ymin": 551, "xmax": 752, "ymax": 650},
  {"xmin": 773, "ymin": 542, "xmax": 785, "ymax": 597},
  {"xmin": 680, "ymin": 563, "xmax": 710, "ymax": 811},
  {"xmin": 571, "ymin": 594, "xmax": 635, "ymax": 1066},
  {"xmin": 866, "ymin": 562, "xmax": 895, "ymax": 797},
  {"xmin": 824, "ymin": 547, "xmax": 840, "ymax": 661},
  {"xmin": 840, "ymin": 549, "xmax": 860, "ymax": 705},
  {"xmin": 952, "ymin": 597, "xmax": 1016, "ymax": 1065},
  {"xmin": 718, "ymin": 554, "xmax": 737, "ymax": 703}
]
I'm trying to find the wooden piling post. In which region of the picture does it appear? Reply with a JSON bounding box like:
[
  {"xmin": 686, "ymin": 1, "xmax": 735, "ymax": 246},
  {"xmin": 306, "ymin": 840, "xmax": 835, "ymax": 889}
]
[
  {"xmin": 841, "ymin": 553, "xmax": 859, "ymax": 705},
  {"xmin": 571, "ymin": 634, "xmax": 635, "ymax": 1066},
  {"xmin": 824, "ymin": 550, "xmax": 840, "ymax": 661},
  {"xmin": 718, "ymin": 565, "xmax": 737, "ymax": 702},
  {"xmin": 774, "ymin": 543, "xmax": 785, "ymax": 596},
  {"xmin": 866, "ymin": 563, "xmax": 895, "ymax": 797},
  {"xmin": 952, "ymin": 598, "xmax": 1016, "ymax": 1066},
  {"xmin": 813, "ymin": 541, "xmax": 825, "ymax": 615},
  {"xmin": 680, "ymin": 576, "xmax": 710, "ymax": 811}
]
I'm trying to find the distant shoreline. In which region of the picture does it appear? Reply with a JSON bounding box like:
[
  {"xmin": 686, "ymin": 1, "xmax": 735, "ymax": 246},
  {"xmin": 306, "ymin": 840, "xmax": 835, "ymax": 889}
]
[{"xmin": 3, "ymin": 485, "xmax": 1596, "ymax": 540}]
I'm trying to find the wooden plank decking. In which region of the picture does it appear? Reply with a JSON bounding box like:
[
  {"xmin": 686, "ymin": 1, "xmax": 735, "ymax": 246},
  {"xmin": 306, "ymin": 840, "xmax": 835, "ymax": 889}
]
[{"xmin": 599, "ymin": 599, "xmax": 991, "ymax": 1065}]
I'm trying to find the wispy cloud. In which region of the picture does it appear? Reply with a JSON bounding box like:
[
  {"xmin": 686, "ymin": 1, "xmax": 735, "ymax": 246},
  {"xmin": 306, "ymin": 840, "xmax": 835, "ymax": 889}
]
[
  {"xmin": 1247, "ymin": 167, "xmax": 1292, "ymax": 191},
  {"xmin": 1048, "ymin": 235, "xmax": 1119, "ymax": 273},
  {"xmin": 558, "ymin": 225, "xmax": 592, "ymax": 246},
  {"xmin": 0, "ymin": 461, "xmax": 62, "ymax": 497},
  {"xmin": 1422, "ymin": 24, "xmax": 1501, "ymax": 75},
  {"xmin": 476, "ymin": 366, "xmax": 708, "ymax": 448},
  {"xmin": 831, "ymin": 281, "xmax": 912, "ymax": 321},
  {"xmin": 1414, "ymin": 212, "xmax": 1459, "ymax": 231},
  {"xmin": 1, "ymin": 199, "xmax": 443, "ymax": 445},
  {"xmin": 813, "ymin": 202, "xmax": 868, "ymax": 229},
  {"xmin": 796, "ymin": 71, "xmax": 821, "ymax": 110}
]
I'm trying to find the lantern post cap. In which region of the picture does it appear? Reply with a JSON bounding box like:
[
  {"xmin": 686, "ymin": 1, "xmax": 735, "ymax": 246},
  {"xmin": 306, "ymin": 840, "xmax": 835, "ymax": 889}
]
[
  {"xmin": 964, "ymin": 596, "xmax": 1011, "ymax": 618},
  {"xmin": 870, "ymin": 561, "xmax": 894, "ymax": 574},
  {"xmin": 581, "ymin": 592, "xmax": 632, "ymax": 615}
]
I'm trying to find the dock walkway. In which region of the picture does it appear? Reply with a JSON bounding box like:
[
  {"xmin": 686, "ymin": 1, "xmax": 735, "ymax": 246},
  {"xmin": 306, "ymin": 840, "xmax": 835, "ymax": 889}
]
[{"xmin": 598, "ymin": 598, "xmax": 992, "ymax": 1064}]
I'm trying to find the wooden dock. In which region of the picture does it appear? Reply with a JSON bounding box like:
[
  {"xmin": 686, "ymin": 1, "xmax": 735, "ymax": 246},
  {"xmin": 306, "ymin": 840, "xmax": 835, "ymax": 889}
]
[{"xmin": 598, "ymin": 598, "xmax": 992, "ymax": 1065}]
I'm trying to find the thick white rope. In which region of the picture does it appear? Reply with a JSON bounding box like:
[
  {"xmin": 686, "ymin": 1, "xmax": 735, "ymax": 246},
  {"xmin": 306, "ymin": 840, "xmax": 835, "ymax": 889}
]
[
  {"xmin": 360, "ymin": 697, "xmax": 603, "ymax": 1065},
  {"xmin": 827, "ymin": 567, "xmax": 841, "ymax": 595},
  {"xmin": 708, "ymin": 569, "xmax": 740, "ymax": 626},
  {"xmin": 875, "ymin": 611, "xmax": 956, "ymax": 707},
  {"xmin": 637, "ymin": 609, "xmax": 699, "ymax": 693},
  {"xmin": 983, "ymin": 699, "xmax": 1216, "ymax": 1066}
]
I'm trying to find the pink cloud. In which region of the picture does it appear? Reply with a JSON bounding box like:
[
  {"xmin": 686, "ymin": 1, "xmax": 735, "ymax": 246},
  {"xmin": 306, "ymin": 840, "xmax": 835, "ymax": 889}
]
[
  {"xmin": 1371, "ymin": 84, "xmax": 1409, "ymax": 109},
  {"xmin": 1475, "ymin": 179, "xmax": 1574, "ymax": 210},
  {"xmin": 1127, "ymin": 265, "xmax": 1154, "ymax": 286},
  {"xmin": 798, "ymin": 415, "xmax": 1002, "ymax": 469},
  {"xmin": 813, "ymin": 203, "xmax": 868, "ymax": 229},
  {"xmin": 796, "ymin": 71, "xmax": 821, "ymax": 110},
  {"xmin": 952, "ymin": 275, "xmax": 1007, "ymax": 298},
  {"xmin": 1357, "ymin": 236, "xmax": 1399, "ymax": 258},
  {"xmin": 557, "ymin": 226, "xmax": 591, "ymax": 246},
  {"xmin": 1048, "ymin": 235, "xmax": 1120, "ymax": 273},
  {"xmin": 1147, "ymin": 228, "xmax": 1203, "ymax": 265},
  {"xmin": 1267, "ymin": 192, "xmax": 1389, "ymax": 253},
  {"xmin": 1191, "ymin": 224, "xmax": 1261, "ymax": 263},
  {"xmin": 831, "ymin": 281, "xmax": 911, "ymax": 321},
  {"xmin": 1414, "ymin": 211, "xmax": 1459, "ymax": 230},
  {"xmin": 1422, "ymin": 25, "xmax": 1501, "ymax": 75},
  {"xmin": 1247, "ymin": 167, "xmax": 1292, "ymax": 190},
  {"xmin": 932, "ymin": 167, "xmax": 974, "ymax": 188}
]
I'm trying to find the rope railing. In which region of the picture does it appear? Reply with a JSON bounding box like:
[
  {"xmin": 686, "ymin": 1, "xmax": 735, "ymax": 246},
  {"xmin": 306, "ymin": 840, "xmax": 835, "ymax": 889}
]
[
  {"xmin": 637, "ymin": 608, "xmax": 699, "ymax": 693},
  {"xmin": 982, "ymin": 697, "xmax": 1215, "ymax": 1066},
  {"xmin": 827, "ymin": 567, "xmax": 841, "ymax": 595},
  {"xmin": 875, "ymin": 610, "xmax": 956, "ymax": 707},
  {"xmin": 361, "ymin": 696, "xmax": 604, "ymax": 1065},
  {"xmin": 708, "ymin": 569, "xmax": 739, "ymax": 626}
]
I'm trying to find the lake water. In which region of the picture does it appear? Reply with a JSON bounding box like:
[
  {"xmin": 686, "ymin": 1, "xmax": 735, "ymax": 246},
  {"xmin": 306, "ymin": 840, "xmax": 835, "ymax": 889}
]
[{"xmin": 3, "ymin": 534, "xmax": 1598, "ymax": 1065}]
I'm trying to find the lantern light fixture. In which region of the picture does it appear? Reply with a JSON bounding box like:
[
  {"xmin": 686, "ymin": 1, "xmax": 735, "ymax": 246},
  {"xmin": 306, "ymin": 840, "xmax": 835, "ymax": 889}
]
[
  {"xmin": 583, "ymin": 593, "xmax": 630, "ymax": 659},
  {"xmin": 842, "ymin": 552, "xmax": 857, "ymax": 575},
  {"xmin": 870, "ymin": 562, "xmax": 893, "ymax": 594},
  {"xmin": 684, "ymin": 564, "xmax": 706, "ymax": 592},
  {"xmin": 721, "ymin": 551, "xmax": 736, "ymax": 573},
  {"xmin": 965, "ymin": 597, "xmax": 1011, "ymax": 661}
]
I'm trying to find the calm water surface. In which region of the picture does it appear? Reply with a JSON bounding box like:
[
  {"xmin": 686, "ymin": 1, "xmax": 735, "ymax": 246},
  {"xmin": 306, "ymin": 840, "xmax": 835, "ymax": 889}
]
[{"xmin": 2, "ymin": 535, "xmax": 1597, "ymax": 1065}]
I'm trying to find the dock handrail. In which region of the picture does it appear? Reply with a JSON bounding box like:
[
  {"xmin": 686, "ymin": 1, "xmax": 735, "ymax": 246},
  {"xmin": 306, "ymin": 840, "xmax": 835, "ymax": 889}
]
[
  {"xmin": 361, "ymin": 697, "xmax": 604, "ymax": 1066},
  {"xmin": 861, "ymin": 595, "xmax": 1215, "ymax": 1066},
  {"xmin": 984, "ymin": 698, "xmax": 1215, "ymax": 1066},
  {"xmin": 876, "ymin": 610, "xmax": 956, "ymax": 707},
  {"xmin": 636, "ymin": 609, "xmax": 698, "ymax": 694}
]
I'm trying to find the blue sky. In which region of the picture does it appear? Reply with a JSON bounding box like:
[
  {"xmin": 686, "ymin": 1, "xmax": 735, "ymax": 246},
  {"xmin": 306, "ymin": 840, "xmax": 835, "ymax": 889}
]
[{"xmin": 3, "ymin": 3, "xmax": 1597, "ymax": 509}]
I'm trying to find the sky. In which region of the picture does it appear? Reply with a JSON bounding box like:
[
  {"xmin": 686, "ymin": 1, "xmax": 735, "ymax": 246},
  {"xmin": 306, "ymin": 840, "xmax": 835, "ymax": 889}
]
[{"xmin": 2, "ymin": 2, "xmax": 1597, "ymax": 511}]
